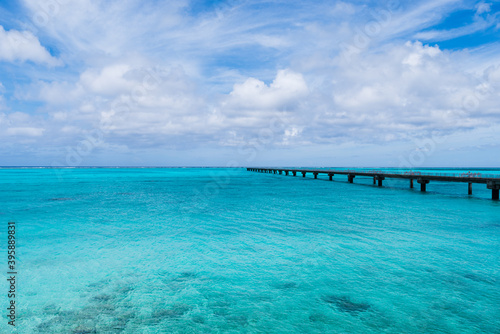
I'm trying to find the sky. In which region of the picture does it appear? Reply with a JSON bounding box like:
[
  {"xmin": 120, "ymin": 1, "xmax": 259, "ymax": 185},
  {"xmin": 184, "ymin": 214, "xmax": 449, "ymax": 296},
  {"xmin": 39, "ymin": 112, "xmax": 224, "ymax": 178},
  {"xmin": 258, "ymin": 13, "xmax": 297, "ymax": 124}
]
[{"xmin": 0, "ymin": 0, "xmax": 499, "ymax": 167}]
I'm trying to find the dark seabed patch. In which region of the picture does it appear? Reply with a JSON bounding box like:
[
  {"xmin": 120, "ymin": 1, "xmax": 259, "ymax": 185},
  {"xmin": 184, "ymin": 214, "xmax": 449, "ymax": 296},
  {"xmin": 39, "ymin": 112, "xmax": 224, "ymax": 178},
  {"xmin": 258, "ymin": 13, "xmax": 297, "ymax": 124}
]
[
  {"xmin": 322, "ymin": 295, "xmax": 371, "ymax": 314},
  {"xmin": 150, "ymin": 303, "xmax": 192, "ymax": 323},
  {"xmin": 173, "ymin": 271, "xmax": 197, "ymax": 281},
  {"xmin": 43, "ymin": 304, "xmax": 61, "ymax": 315},
  {"xmin": 91, "ymin": 294, "xmax": 114, "ymax": 302},
  {"xmin": 271, "ymin": 281, "xmax": 298, "ymax": 289},
  {"xmin": 463, "ymin": 272, "xmax": 496, "ymax": 284},
  {"xmin": 163, "ymin": 271, "xmax": 201, "ymax": 292},
  {"xmin": 191, "ymin": 315, "xmax": 205, "ymax": 324},
  {"xmin": 72, "ymin": 325, "xmax": 97, "ymax": 334},
  {"xmin": 87, "ymin": 279, "xmax": 111, "ymax": 289},
  {"xmin": 224, "ymin": 314, "xmax": 248, "ymax": 326},
  {"xmin": 309, "ymin": 313, "xmax": 331, "ymax": 323},
  {"xmin": 37, "ymin": 280, "xmax": 138, "ymax": 333}
]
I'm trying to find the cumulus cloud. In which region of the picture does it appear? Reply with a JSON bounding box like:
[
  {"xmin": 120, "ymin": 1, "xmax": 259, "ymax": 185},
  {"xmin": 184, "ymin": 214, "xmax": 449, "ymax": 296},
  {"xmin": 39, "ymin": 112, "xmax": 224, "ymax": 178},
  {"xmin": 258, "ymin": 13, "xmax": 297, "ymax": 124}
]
[
  {"xmin": 0, "ymin": 26, "xmax": 61, "ymax": 66},
  {"xmin": 1, "ymin": 0, "xmax": 499, "ymax": 165},
  {"xmin": 318, "ymin": 41, "xmax": 497, "ymax": 141},
  {"xmin": 227, "ymin": 70, "xmax": 308, "ymax": 110},
  {"xmin": 0, "ymin": 112, "xmax": 45, "ymax": 139},
  {"xmin": 10, "ymin": 39, "xmax": 500, "ymax": 154}
]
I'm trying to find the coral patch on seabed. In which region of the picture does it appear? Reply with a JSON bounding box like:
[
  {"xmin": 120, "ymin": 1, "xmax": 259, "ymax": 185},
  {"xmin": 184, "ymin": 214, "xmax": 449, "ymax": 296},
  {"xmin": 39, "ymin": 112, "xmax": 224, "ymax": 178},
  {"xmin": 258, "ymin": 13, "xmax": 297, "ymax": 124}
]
[
  {"xmin": 36, "ymin": 280, "xmax": 138, "ymax": 333},
  {"xmin": 72, "ymin": 325, "xmax": 97, "ymax": 334},
  {"xmin": 151, "ymin": 303, "xmax": 192, "ymax": 321},
  {"xmin": 322, "ymin": 295, "xmax": 371, "ymax": 314}
]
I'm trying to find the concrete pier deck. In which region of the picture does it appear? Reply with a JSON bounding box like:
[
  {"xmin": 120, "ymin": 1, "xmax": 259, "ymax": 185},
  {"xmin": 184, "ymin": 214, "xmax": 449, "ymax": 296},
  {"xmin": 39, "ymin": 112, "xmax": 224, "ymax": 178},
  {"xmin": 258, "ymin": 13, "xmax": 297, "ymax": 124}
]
[{"xmin": 247, "ymin": 168, "xmax": 500, "ymax": 200}]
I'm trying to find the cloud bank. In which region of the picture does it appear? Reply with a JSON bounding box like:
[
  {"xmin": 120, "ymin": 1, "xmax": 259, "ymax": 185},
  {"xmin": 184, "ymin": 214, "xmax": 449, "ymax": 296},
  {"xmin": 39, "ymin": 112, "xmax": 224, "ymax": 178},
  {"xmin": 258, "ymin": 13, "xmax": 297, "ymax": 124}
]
[
  {"xmin": 0, "ymin": 26, "xmax": 61, "ymax": 66},
  {"xmin": 0, "ymin": 0, "xmax": 499, "ymax": 166}
]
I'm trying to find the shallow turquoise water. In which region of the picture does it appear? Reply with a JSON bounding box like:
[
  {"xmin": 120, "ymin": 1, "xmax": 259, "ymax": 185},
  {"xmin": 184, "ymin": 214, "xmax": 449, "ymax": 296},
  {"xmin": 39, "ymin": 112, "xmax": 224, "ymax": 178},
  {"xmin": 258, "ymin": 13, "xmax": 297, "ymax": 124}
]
[{"xmin": 1, "ymin": 168, "xmax": 499, "ymax": 333}]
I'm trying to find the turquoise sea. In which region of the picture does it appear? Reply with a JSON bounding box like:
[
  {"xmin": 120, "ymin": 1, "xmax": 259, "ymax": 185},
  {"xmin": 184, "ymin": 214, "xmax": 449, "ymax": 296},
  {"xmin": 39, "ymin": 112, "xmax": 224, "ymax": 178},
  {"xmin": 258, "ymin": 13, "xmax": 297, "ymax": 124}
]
[{"xmin": 1, "ymin": 168, "xmax": 499, "ymax": 333}]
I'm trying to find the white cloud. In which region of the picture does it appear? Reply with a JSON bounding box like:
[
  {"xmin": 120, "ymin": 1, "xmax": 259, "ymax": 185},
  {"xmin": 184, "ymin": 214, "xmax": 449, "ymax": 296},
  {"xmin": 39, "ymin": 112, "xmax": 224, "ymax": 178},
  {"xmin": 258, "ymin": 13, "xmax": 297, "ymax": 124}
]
[
  {"xmin": 476, "ymin": 2, "xmax": 491, "ymax": 15},
  {"xmin": 402, "ymin": 41, "xmax": 441, "ymax": 66},
  {"xmin": 0, "ymin": 83, "xmax": 5, "ymax": 111},
  {"xmin": 0, "ymin": 112, "xmax": 45, "ymax": 138},
  {"xmin": 227, "ymin": 69, "xmax": 308, "ymax": 110},
  {"xmin": 0, "ymin": 26, "xmax": 61, "ymax": 66},
  {"xmin": 6, "ymin": 127, "xmax": 44, "ymax": 136},
  {"xmin": 80, "ymin": 64, "xmax": 133, "ymax": 95}
]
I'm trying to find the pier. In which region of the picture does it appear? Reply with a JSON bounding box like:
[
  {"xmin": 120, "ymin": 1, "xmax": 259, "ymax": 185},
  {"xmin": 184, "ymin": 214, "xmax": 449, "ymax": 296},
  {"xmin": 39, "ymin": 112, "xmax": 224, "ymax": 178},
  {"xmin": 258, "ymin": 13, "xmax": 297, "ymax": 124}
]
[{"xmin": 247, "ymin": 168, "xmax": 500, "ymax": 200}]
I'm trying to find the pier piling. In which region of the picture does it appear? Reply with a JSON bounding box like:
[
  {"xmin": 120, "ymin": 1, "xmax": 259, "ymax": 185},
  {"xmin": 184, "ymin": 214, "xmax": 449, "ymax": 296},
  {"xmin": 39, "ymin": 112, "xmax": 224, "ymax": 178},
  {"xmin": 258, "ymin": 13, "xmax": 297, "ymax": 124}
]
[
  {"xmin": 487, "ymin": 181, "xmax": 500, "ymax": 200},
  {"xmin": 418, "ymin": 179, "xmax": 430, "ymax": 192},
  {"xmin": 376, "ymin": 176, "xmax": 385, "ymax": 187}
]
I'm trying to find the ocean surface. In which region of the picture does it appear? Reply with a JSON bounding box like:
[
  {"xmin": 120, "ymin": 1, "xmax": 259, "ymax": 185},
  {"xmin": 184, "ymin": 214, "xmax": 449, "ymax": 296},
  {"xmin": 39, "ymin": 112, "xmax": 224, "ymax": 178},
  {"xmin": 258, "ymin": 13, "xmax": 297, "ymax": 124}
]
[{"xmin": 1, "ymin": 168, "xmax": 499, "ymax": 333}]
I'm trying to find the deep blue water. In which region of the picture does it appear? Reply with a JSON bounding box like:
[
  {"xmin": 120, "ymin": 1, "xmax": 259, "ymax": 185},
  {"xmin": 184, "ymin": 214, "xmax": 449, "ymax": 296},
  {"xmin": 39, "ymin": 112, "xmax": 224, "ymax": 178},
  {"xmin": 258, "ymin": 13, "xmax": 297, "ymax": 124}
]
[{"xmin": 0, "ymin": 168, "xmax": 499, "ymax": 333}]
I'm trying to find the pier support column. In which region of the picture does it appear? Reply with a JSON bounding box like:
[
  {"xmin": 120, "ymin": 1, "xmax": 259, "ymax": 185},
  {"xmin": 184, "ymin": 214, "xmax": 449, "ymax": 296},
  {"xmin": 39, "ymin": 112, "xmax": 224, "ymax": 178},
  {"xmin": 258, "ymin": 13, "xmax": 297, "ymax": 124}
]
[
  {"xmin": 292, "ymin": 171, "xmax": 297, "ymax": 176},
  {"xmin": 328, "ymin": 173, "xmax": 333, "ymax": 181},
  {"xmin": 348, "ymin": 174, "xmax": 355, "ymax": 183},
  {"xmin": 376, "ymin": 176, "xmax": 385, "ymax": 187},
  {"xmin": 418, "ymin": 179, "xmax": 430, "ymax": 192},
  {"xmin": 313, "ymin": 172, "xmax": 318, "ymax": 179},
  {"xmin": 373, "ymin": 177, "xmax": 376, "ymax": 185},
  {"xmin": 285, "ymin": 171, "xmax": 289, "ymax": 176},
  {"xmin": 468, "ymin": 183, "xmax": 472, "ymax": 195},
  {"xmin": 302, "ymin": 172, "xmax": 306, "ymax": 178},
  {"xmin": 279, "ymin": 170, "xmax": 282, "ymax": 175},
  {"xmin": 410, "ymin": 179, "xmax": 414, "ymax": 188},
  {"xmin": 487, "ymin": 181, "xmax": 500, "ymax": 200}
]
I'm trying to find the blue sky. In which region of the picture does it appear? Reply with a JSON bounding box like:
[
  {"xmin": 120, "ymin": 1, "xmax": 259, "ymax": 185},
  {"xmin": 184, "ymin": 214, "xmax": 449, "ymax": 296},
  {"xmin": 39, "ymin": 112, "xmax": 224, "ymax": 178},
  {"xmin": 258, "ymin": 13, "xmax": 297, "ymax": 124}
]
[{"xmin": 0, "ymin": 0, "xmax": 499, "ymax": 167}]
